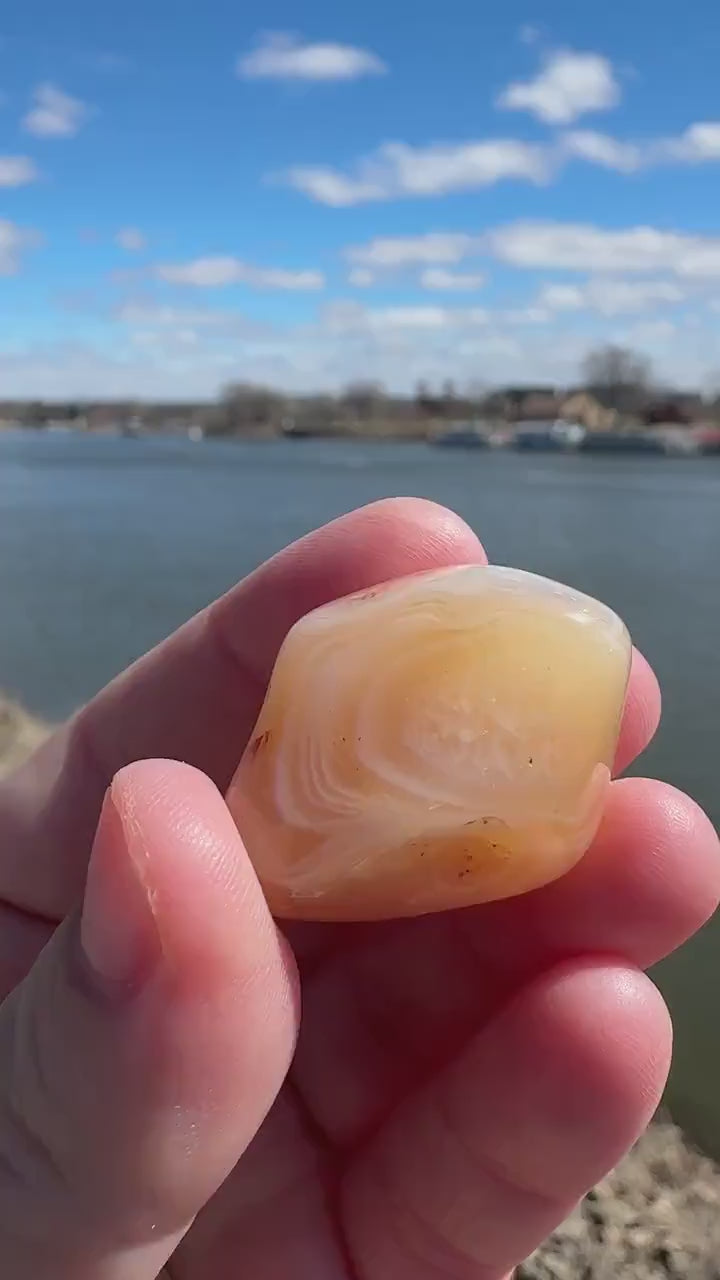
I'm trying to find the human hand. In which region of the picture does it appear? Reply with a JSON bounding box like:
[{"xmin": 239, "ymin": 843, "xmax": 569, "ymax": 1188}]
[{"xmin": 0, "ymin": 498, "xmax": 717, "ymax": 1279}]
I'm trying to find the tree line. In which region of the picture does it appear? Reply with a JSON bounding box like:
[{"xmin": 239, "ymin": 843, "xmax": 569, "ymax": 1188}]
[{"xmin": 4, "ymin": 345, "xmax": 717, "ymax": 435}]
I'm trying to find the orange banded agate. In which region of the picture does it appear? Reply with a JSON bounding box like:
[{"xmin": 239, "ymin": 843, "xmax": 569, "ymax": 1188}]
[{"xmin": 226, "ymin": 564, "xmax": 631, "ymax": 921}]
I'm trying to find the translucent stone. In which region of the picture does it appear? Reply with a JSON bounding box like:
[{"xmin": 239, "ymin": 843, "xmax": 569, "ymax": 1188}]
[{"xmin": 226, "ymin": 565, "xmax": 632, "ymax": 921}]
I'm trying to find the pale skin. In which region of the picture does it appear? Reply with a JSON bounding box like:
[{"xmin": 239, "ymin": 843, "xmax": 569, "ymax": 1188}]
[{"xmin": 0, "ymin": 498, "xmax": 718, "ymax": 1279}]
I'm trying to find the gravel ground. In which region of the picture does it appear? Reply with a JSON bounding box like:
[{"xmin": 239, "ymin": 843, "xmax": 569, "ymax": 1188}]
[
  {"xmin": 2, "ymin": 698, "xmax": 719, "ymax": 1276},
  {"xmin": 520, "ymin": 1114, "xmax": 720, "ymax": 1278}
]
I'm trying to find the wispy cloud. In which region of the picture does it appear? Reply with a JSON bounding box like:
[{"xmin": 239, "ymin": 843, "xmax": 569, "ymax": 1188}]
[
  {"xmin": 345, "ymin": 221, "xmax": 720, "ymax": 288},
  {"xmin": 518, "ymin": 24, "xmax": 541, "ymax": 46},
  {"xmin": 237, "ymin": 32, "xmax": 386, "ymax": 82},
  {"xmin": 488, "ymin": 221, "xmax": 720, "ymax": 277},
  {"xmin": 113, "ymin": 301, "xmax": 270, "ymax": 345},
  {"xmin": 291, "ymin": 113, "xmax": 720, "ymax": 206},
  {"xmin": 153, "ymin": 255, "xmax": 325, "ymax": 290},
  {"xmin": 115, "ymin": 228, "xmax": 147, "ymax": 252},
  {"xmin": 115, "ymin": 301, "xmax": 251, "ymax": 329},
  {"xmin": 562, "ymin": 122, "xmax": 720, "ymax": 172},
  {"xmin": 419, "ymin": 268, "xmax": 486, "ymax": 291},
  {"xmin": 0, "ymin": 220, "xmax": 41, "ymax": 275},
  {"xmin": 84, "ymin": 51, "xmax": 134, "ymax": 74},
  {"xmin": 283, "ymin": 139, "xmax": 552, "ymax": 205},
  {"xmin": 321, "ymin": 301, "xmax": 489, "ymax": 335},
  {"xmin": 0, "ymin": 156, "xmax": 40, "ymax": 186},
  {"xmin": 537, "ymin": 277, "xmax": 687, "ymax": 316},
  {"xmin": 497, "ymin": 49, "xmax": 621, "ymax": 124},
  {"xmin": 346, "ymin": 232, "xmax": 480, "ymax": 268},
  {"xmin": 347, "ymin": 269, "xmax": 374, "ymax": 288},
  {"xmin": 657, "ymin": 121, "xmax": 720, "ymax": 163},
  {"xmin": 560, "ymin": 130, "xmax": 642, "ymax": 173},
  {"xmin": 4, "ymin": 296, "xmax": 718, "ymax": 400},
  {"xmin": 23, "ymin": 84, "xmax": 89, "ymax": 138}
]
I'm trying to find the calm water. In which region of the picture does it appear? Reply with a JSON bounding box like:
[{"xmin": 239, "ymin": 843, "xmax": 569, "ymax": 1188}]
[{"xmin": 1, "ymin": 429, "xmax": 719, "ymax": 1142}]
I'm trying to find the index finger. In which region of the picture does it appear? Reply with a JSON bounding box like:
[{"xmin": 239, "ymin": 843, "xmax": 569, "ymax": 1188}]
[{"xmin": 0, "ymin": 499, "xmax": 487, "ymax": 918}]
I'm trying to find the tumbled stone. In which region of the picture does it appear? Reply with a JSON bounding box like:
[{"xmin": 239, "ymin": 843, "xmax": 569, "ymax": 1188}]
[{"xmin": 226, "ymin": 564, "xmax": 631, "ymax": 921}]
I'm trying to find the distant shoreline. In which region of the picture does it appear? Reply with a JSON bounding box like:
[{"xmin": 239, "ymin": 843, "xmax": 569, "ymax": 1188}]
[{"xmin": 2, "ymin": 420, "xmax": 720, "ymax": 458}]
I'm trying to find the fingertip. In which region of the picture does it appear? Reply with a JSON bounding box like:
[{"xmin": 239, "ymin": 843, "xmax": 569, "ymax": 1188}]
[
  {"xmin": 615, "ymin": 647, "xmax": 662, "ymax": 774},
  {"xmin": 348, "ymin": 497, "xmax": 487, "ymax": 567},
  {"xmin": 108, "ymin": 759, "xmax": 290, "ymax": 987},
  {"xmin": 458, "ymin": 960, "xmax": 673, "ymax": 1202},
  {"xmin": 534, "ymin": 776, "xmax": 720, "ymax": 973},
  {"xmin": 530, "ymin": 962, "xmax": 673, "ymax": 1127},
  {"xmin": 601, "ymin": 777, "xmax": 720, "ymax": 944},
  {"xmin": 110, "ymin": 757, "xmax": 237, "ymax": 853}
]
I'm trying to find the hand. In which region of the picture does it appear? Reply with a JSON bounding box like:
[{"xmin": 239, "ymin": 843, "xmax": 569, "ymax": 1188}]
[{"xmin": 0, "ymin": 498, "xmax": 717, "ymax": 1280}]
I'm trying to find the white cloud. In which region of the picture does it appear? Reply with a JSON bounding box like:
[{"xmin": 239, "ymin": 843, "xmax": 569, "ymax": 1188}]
[
  {"xmin": 0, "ymin": 221, "xmax": 40, "ymax": 275},
  {"xmin": 487, "ymin": 221, "xmax": 720, "ymax": 278},
  {"xmin": 348, "ymin": 268, "xmax": 375, "ymax": 287},
  {"xmin": 563, "ymin": 121, "xmax": 720, "ymax": 173},
  {"xmin": 321, "ymin": 301, "xmax": 489, "ymax": 335},
  {"xmin": 659, "ymin": 121, "xmax": 720, "ymax": 163},
  {"xmin": 0, "ymin": 156, "xmax": 39, "ymax": 186},
  {"xmin": 345, "ymin": 222, "xmax": 720, "ymax": 292},
  {"xmin": 153, "ymin": 256, "xmax": 325, "ymax": 290},
  {"xmin": 4, "ymin": 297, "xmax": 719, "ymax": 400},
  {"xmin": 346, "ymin": 232, "xmax": 479, "ymax": 269},
  {"xmin": 504, "ymin": 305, "xmax": 552, "ymax": 325},
  {"xmin": 419, "ymin": 268, "xmax": 486, "ymax": 291},
  {"xmin": 237, "ymin": 32, "xmax": 386, "ymax": 82},
  {"xmin": 23, "ymin": 83, "xmax": 89, "ymax": 138},
  {"xmin": 281, "ymin": 115, "xmax": 720, "ymax": 208},
  {"xmin": 115, "ymin": 228, "xmax": 147, "ymax": 252},
  {"xmin": 561, "ymin": 130, "xmax": 642, "ymax": 173},
  {"xmin": 497, "ymin": 49, "xmax": 621, "ymax": 124},
  {"xmin": 284, "ymin": 139, "xmax": 552, "ymax": 204},
  {"xmin": 281, "ymin": 168, "xmax": 385, "ymax": 206},
  {"xmin": 620, "ymin": 319, "xmax": 679, "ymax": 346},
  {"xmin": 114, "ymin": 302, "xmax": 259, "ymax": 331},
  {"xmin": 538, "ymin": 277, "xmax": 686, "ymax": 316}
]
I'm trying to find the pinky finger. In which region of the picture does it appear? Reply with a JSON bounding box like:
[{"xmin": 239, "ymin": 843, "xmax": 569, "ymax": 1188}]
[{"xmin": 342, "ymin": 962, "xmax": 671, "ymax": 1280}]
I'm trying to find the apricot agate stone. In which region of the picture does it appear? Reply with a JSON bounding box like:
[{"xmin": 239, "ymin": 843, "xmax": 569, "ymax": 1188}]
[{"xmin": 226, "ymin": 565, "xmax": 631, "ymax": 921}]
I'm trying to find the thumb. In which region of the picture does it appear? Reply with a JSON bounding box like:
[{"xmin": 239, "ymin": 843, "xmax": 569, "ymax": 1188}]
[{"xmin": 0, "ymin": 760, "xmax": 298, "ymax": 1279}]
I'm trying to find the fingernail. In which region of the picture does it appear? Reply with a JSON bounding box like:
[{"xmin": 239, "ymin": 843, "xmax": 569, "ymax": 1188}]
[{"xmin": 81, "ymin": 787, "xmax": 162, "ymax": 991}]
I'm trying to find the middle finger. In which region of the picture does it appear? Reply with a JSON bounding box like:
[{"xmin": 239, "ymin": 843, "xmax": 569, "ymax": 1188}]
[{"xmin": 290, "ymin": 777, "xmax": 720, "ymax": 1147}]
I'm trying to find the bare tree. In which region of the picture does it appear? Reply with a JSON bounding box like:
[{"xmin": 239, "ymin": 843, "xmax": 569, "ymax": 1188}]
[
  {"xmin": 341, "ymin": 381, "xmax": 387, "ymax": 420},
  {"xmin": 414, "ymin": 381, "xmax": 438, "ymax": 416},
  {"xmin": 581, "ymin": 345, "xmax": 653, "ymax": 414},
  {"xmin": 216, "ymin": 382, "xmax": 287, "ymax": 435}
]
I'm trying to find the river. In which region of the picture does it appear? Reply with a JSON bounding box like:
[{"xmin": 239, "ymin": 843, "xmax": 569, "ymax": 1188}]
[{"xmin": 1, "ymin": 428, "xmax": 719, "ymax": 1146}]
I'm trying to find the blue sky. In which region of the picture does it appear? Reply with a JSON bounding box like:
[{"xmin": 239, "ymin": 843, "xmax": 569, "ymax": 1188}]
[{"xmin": 2, "ymin": 0, "xmax": 720, "ymax": 399}]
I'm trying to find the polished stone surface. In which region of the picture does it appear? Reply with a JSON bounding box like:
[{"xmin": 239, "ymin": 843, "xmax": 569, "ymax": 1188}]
[{"xmin": 227, "ymin": 564, "xmax": 631, "ymax": 920}]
